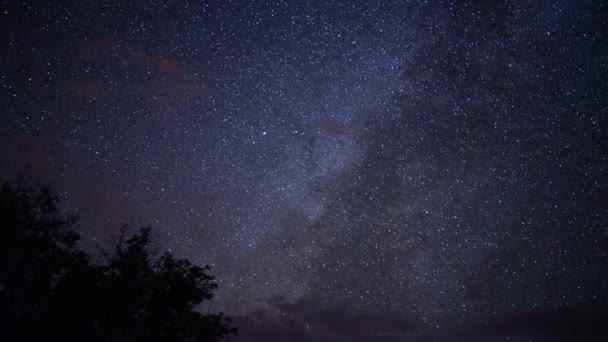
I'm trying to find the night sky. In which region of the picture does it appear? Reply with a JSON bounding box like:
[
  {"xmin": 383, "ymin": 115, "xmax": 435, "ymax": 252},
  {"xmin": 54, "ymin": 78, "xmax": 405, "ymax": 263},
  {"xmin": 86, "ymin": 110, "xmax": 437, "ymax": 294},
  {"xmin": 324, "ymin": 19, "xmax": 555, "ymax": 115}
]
[{"xmin": 2, "ymin": 1, "xmax": 607, "ymax": 341}]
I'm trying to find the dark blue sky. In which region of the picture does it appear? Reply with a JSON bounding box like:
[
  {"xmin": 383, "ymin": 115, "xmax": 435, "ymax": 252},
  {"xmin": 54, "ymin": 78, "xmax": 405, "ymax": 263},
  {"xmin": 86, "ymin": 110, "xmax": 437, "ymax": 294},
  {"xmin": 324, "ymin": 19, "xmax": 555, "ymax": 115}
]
[{"xmin": 2, "ymin": 1, "xmax": 607, "ymax": 340}]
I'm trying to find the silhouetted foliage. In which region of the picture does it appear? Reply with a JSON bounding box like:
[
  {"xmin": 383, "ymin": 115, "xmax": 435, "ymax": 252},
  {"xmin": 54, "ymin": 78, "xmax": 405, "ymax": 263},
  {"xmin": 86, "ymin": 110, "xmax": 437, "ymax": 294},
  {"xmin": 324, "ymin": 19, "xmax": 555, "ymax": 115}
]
[{"xmin": 0, "ymin": 179, "xmax": 237, "ymax": 341}]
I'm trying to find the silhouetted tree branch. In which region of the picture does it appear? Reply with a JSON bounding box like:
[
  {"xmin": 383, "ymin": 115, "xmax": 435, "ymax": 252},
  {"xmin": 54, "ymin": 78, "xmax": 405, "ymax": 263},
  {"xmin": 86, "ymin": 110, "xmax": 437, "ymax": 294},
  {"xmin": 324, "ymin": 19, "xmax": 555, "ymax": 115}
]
[{"xmin": 0, "ymin": 178, "xmax": 237, "ymax": 342}]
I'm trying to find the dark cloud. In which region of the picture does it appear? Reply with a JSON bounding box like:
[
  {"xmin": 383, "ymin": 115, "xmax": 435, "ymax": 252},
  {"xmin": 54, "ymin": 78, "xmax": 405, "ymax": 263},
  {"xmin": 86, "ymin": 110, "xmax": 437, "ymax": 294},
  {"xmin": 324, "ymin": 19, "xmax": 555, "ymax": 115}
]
[
  {"xmin": 79, "ymin": 36, "xmax": 190, "ymax": 80},
  {"xmin": 71, "ymin": 36, "xmax": 205, "ymax": 103},
  {"xmin": 230, "ymin": 302, "xmax": 608, "ymax": 342},
  {"xmin": 456, "ymin": 304, "xmax": 608, "ymax": 342},
  {"xmin": 229, "ymin": 296, "xmax": 422, "ymax": 342}
]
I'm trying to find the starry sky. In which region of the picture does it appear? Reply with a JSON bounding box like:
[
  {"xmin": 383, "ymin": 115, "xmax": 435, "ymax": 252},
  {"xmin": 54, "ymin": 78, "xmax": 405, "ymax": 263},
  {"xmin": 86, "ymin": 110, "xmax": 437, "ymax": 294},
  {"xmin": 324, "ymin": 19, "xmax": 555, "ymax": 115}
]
[{"xmin": 2, "ymin": 1, "xmax": 607, "ymax": 340}]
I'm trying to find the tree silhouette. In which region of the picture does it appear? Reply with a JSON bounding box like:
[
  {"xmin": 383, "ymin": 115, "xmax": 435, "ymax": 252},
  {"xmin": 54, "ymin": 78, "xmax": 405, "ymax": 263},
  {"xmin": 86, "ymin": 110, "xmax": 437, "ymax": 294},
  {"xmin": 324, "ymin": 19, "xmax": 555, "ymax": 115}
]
[{"xmin": 0, "ymin": 179, "xmax": 237, "ymax": 341}]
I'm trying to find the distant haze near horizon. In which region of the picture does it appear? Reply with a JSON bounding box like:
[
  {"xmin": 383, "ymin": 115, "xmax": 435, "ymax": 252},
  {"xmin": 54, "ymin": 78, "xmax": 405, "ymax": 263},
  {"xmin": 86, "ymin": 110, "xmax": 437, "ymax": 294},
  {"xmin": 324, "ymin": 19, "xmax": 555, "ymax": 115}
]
[{"xmin": 2, "ymin": 0, "xmax": 607, "ymax": 340}]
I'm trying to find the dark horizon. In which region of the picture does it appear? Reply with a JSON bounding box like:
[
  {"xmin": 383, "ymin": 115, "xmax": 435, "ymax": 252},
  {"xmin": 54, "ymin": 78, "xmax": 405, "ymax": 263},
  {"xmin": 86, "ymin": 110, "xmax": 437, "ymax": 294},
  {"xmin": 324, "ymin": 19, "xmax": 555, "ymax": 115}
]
[{"xmin": 2, "ymin": 1, "xmax": 607, "ymax": 341}]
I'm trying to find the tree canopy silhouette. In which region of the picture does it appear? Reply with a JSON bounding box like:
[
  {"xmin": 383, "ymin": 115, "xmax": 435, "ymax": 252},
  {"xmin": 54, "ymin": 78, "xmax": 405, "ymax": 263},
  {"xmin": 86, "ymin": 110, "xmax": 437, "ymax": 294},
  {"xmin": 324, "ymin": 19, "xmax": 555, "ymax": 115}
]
[{"xmin": 0, "ymin": 179, "xmax": 237, "ymax": 341}]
